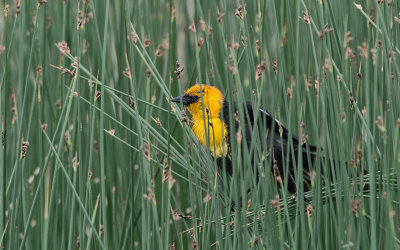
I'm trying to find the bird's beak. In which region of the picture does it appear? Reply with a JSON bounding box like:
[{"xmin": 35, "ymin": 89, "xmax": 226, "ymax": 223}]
[
  {"xmin": 171, "ymin": 95, "xmax": 190, "ymax": 105},
  {"xmin": 171, "ymin": 94, "xmax": 196, "ymax": 106},
  {"xmin": 170, "ymin": 96, "xmax": 182, "ymax": 103}
]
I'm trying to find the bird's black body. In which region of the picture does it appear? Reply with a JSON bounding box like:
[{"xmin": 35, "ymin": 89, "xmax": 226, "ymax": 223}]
[
  {"xmin": 171, "ymin": 85, "xmax": 322, "ymax": 195},
  {"xmin": 219, "ymin": 101, "xmax": 318, "ymax": 193}
]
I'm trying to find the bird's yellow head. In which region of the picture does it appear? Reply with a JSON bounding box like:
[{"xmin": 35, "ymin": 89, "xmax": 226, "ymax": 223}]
[{"xmin": 171, "ymin": 84, "xmax": 224, "ymax": 119}]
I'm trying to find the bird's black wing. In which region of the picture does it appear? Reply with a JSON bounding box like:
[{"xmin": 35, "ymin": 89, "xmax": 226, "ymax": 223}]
[
  {"xmin": 222, "ymin": 101, "xmax": 318, "ymax": 155},
  {"xmin": 249, "ymin": 102, "xmax": 319, "ymax": 155},
  {"xmin": 221, "ymin": 101, "xmax": 320, "ymax": 193}
]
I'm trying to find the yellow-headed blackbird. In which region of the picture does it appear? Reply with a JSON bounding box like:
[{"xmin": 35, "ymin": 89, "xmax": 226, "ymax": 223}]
[{"xmin": 171, "ymin": 84, "xmax": 319, "ymax": 194}]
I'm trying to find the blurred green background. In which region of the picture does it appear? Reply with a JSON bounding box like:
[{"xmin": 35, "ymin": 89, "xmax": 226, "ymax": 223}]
[{"xmin": 1, "ymin": 0, "xmax": 400, "ymax": 249}]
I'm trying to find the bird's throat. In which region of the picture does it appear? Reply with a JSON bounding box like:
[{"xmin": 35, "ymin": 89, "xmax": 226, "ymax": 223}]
[{"xmin": 191, "ymin": 117, "xmax": 228, "ymax": 158}]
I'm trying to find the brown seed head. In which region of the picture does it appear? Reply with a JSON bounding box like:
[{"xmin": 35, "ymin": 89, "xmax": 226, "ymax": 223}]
[
  {"xmin": 56, "ymin": 41, "xmax": 70, "ymax": 55},
  {"xmin": 235, "ymin": 4, "xmax": 247, "ymax": 20},
  {"xmin": 307, "ymin": 205, "xmax": 313, "ymax": 217},
  {"xmin": 88, "ymin": 168, "xmax": 92, "ymax": 180},
  {"xmin": 38, "ymin": 0, "xmax": 48, "ymax": 10},
  {"xmin": 351, "ymin": 198, "xmax": 362, "ymax": 216},
  {"xmin": 344, "ymin": 31, "xmax": 353, "ymax": 48},
  {"xmin": 272, "ymin": 57, "xmax": 278, "ymax": 75},
  {"xmin": 155, "ymin": 48, "xmax": 163, "ymax": 57},
  {"xmin": 270, "ymin": 194, "xmax": 281, "ymax": 211},
  {"xmin": 257, "ymin": 61, "xmax": 267, "ymax": 71},
  {"xmin": 349, "ymin": 91, "xmax": 354, "ymax": 109},
  {"xmin": 131, "ymin": 32, "xmax": 138, "ymax": 45},
  {"xmin": 306, "ymin": 76, "xmax": 313, "ymax": 90},
  {"xmin": 345, "ymin": 47, "xmax": 356, "ymax": 60},
  {"xmin": 174, "ymin": 61, "xmax": 184, "ymax": 79},
  {"xmin": 95, "ymin": 91, "xmax": 101, "ymax": 101},
  {"xmin": 236, "ymin": 131, "xmax": 242, "ymax": 144},
  {"xmin": 146, "ymin": 69, "xmax": 151, "ymax": 78},
  {"xmin": 85, "ymin": 13, "xmax": 93, "ymax": 24},
  {"xmin": 188, "ymin": 21, "xmax": 196, "ymax": 33},
  {"xmin": 362, "ymin": 106, "xmax": 366, "ymax": 117},
  {"xmin": 143, "ymin": 38, "xmax": 151, "ymax": 47},
  {"xmin": 197, "ymin": 37, "xmax": 204, "ymax": 48},
  {"xmin": 375, "ymin": 116, "xmax": 385, "ymax": 132},
  {"xmin": 123, "ymin": 67, "xmax": 132, "ymax": 79},
  {"xmin": 358, "ymin": 42, "xmax": 368, "ymax": 58},
  {"xmin": 203, "ymin": 193, "xmax": 211, "ymax": 203},
  {"xmin": 357, "ymin": 72, "xmax": 362, "ymax": 80},
  {"xmin": 77, "ymin": 9, "xmax": 83, "ymax": 29},
  {"xmin": 199, "ymin": 19, "xmax": 206, "ymax": 32},
  {"xmin": 129, "ymin": 97, "xmax": 135, "ymax": 110},
  {"xmin": 299, "ymin": 10, "xmax": 310, "ymax": 24},
  {"xmin": 357, "ymin": 148, "xmax": 363, "ymax": 162},
  {"xmin": 314, "ymin": 79, "xmax": 320, "ymax": 95},
  {"xmin": 286, "ymin": 88, "xmax": 292, "ymax": 99},
  {"xmin": 255, "ymin": 70, "xmax": 262, "ymax": 80}
]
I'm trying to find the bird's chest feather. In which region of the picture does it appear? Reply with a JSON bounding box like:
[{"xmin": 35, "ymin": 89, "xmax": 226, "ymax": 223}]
[{"xmin": 191, "ymin": 118, "xmax": 228, "ymax": 158}]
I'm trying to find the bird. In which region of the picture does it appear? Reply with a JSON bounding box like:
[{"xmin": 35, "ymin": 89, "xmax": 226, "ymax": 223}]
[{"xmin": 171, "ymin": 84, "xmax": 320, "ymax": 195}]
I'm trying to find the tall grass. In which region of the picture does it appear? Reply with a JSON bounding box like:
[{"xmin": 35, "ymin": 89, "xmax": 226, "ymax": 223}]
[{"xmin": 0, "ymin": 0, "xmax": 399, "ymax": 249}]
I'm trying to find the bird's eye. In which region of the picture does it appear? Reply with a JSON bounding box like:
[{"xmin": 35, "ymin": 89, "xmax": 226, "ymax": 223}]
[{"xmin": 195, "ymin": 90, "xmax": 205, "ymax": 95}]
